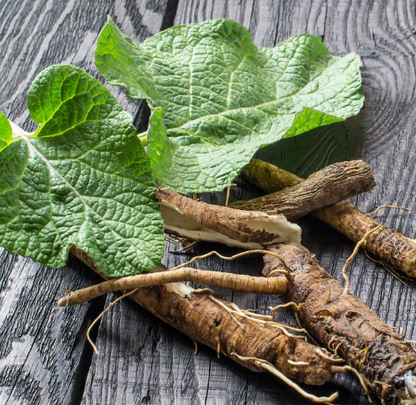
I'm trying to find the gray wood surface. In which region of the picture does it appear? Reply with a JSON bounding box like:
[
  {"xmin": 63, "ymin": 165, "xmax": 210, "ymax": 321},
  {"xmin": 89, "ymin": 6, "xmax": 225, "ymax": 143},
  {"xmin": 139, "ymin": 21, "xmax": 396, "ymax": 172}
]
[{"xmin": 1, "ymin": 0, "xmax": 416, "ymax": 404}]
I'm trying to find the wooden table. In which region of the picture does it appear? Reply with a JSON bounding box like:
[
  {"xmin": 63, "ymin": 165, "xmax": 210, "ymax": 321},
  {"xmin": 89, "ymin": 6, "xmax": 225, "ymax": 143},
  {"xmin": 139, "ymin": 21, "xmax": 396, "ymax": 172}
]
[{"xmin": 1, "ymin": 1, "xmax": 415, "ymax": 404}]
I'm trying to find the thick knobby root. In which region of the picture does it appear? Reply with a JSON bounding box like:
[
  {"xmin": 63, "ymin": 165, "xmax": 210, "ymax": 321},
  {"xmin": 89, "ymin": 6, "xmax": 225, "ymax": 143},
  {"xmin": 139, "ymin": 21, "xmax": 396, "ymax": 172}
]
[
  {"xmin": 128, "ymin": 284, "xmax": 339, "ymax": 387},
  {"xmin": 231, "ymin": 160, "xmax": 375, "ymax": 220},
  {"xmin": 263, "ymin": 243, "xmax": 416, "ymax": 405},
  {"xmin": 69, "ymin": 247, "xmax": 344, "ymax": 398},
  {"xmin": 242, "ymin": 159, "xmax": 416, "ymax": 277}
]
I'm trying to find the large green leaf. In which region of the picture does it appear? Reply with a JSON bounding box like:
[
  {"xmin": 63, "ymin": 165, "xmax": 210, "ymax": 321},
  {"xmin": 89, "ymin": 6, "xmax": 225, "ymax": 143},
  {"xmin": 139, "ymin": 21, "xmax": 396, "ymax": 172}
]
[
  {"xmin": 96, "ymin": 18, "xmax": 364, "ymax": 193},
  {"xmin": 0, "ymin": 113, "xmax": 13, "ymax": 153},
  {"xmin": 0, "ymin": 65, "xmax": 164, "ymax": 277}
]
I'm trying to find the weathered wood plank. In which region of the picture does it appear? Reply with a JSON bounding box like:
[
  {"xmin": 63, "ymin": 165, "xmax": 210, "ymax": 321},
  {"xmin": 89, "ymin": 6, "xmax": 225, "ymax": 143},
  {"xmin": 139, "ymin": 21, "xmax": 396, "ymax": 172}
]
[
  {"xmin": 0, "ymin": 251, "xmax": 105, "ymax": 404},
  {"xmin": 0, "ymin": 0, "xmax": 166, "ymax": 122}
]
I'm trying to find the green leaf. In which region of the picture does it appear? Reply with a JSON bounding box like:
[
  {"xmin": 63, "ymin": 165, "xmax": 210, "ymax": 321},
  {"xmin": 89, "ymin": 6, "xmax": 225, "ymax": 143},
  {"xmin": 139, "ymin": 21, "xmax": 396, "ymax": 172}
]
[
  {"xmin": 147, "ymin": 108, "xmax": 178, "ymax": 186},
  {"xmin": 0, "ymin": 113, "xmax": 13, "ymax": 153},
  {"xmin": 0, "ymin": 65, "xmax": 165, "ymax": 277},
  {"xmin": 96, "ymin": 18, "xmax": 364, "ymax": 192}
]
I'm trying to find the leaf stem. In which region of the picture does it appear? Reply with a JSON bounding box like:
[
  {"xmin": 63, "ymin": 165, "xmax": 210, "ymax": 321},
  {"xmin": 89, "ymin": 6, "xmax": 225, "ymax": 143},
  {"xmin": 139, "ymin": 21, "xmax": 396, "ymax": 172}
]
[{"xmin": 138, "ymin": 131, "xmax": 148, "ymax": 147}]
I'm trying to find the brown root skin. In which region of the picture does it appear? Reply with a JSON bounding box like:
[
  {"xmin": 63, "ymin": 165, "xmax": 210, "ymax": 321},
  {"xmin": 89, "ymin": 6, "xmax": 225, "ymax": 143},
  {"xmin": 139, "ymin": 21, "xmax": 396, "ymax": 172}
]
[
  {"xmin": 128, "ymin": 284, "xmax": 338, "ymax": 387},
  {"xmin": 69, "ymin": 246, "xmax": 340, "ymax": 390},
  {"xmin": 242, "ymin": 158, "xmax": 416, "ymax": 278},
  {"xmin": 230, "ymin": 160, "xmax": 375, "ymax": 220},
  {"xmin": 263, "ymin": 242, "xmax": 416, "ymax": 405},
  {"xmin": 58, "ymin": 267, "xmax": 290, "ymax": 306},
  {"xmin": 315, "ymin": 202, "xmax": 416, "ymax": 278},
  {"xmin": 157, "ymin": 188, "xmax": 301, "ymax": 248}
]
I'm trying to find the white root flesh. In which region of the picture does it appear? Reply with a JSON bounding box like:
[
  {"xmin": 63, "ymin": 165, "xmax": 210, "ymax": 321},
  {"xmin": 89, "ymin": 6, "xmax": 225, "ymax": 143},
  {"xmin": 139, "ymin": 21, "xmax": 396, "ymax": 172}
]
[{"xmin": 159, "ymin": 192, "xmax": 302, "ymax": 250}]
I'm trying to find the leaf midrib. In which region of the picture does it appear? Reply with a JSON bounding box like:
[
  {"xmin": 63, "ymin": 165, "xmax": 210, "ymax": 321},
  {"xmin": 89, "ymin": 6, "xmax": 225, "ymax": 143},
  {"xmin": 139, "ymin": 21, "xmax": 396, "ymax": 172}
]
[{"xmin": 156, "ymin": 50, "xmax": 355, "ymax": 133}]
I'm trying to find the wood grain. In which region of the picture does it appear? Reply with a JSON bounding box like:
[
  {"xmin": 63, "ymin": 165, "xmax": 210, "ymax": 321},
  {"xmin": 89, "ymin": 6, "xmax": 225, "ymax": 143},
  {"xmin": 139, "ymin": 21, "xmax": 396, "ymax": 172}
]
[
  {"xmin": 1, "ymin": 0, "xmax": 416, "ymax": 404},
  {"xmin": 0, "ymin": 251, "xmax": 104, "ymax": 404},
  {"xmin": 0, "ymin": 1, "xmax": 172, "ymax": 404}
]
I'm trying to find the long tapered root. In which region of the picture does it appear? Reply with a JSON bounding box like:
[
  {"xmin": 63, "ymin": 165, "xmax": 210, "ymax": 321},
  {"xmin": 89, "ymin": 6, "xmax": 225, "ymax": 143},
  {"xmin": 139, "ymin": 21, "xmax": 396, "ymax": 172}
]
[{"xmin": 58, "ymin": 267, "xmax": 290, "ymax": 306}]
